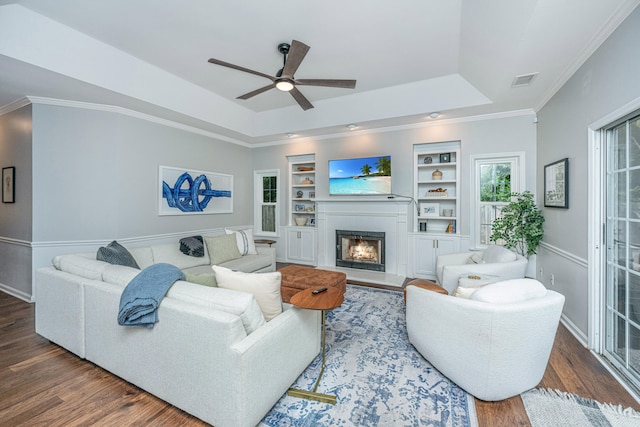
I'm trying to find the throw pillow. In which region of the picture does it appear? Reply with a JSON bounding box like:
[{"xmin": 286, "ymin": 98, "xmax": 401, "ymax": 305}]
[
  {"xmin": 179, "ymin": 235, "xmax": 205, "ymax": 257},
  {"xmin": 452, "ymin": 285, "xmax": 484, "ymax": 299},
  {"xmin": 184, "ymin": 271, "xmax": 217, "ymax": 287},
  {"xmin": 225, "ymin": 228, "xmax": 258, "ymax": 255},
  {"xmin": 482, "ymin": 245, "xmax": 517, "ymax": 263},
  {"xmin": 470, "ymin": 278, "xmax": 547, "ymax": 304},
  {"xmin": 466, "ymin": 252, "xmax": 484, "ymax": 264},
  {"xmin": 204, "ymin": 234, "xmax": 242, "ymax": 265},
  {"xmin": 212, "ymin": 265, "xmax": 282, "ymax": 321},
  {"xmin": 97, "ymin": 241, "xmax": 140, "ymax": 269}
]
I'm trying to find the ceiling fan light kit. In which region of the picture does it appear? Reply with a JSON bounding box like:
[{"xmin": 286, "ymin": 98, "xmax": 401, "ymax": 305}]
[
  {"xmin": 208, "ymin": 40, "xmax": 356, "ymax": 111},
  {"xmin": 275, "ymin": 79, "xmax": 294, "ymax": 92}
]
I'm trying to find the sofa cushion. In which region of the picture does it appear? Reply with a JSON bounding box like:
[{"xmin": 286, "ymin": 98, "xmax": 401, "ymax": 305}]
[
  {"xmin": 225, "ymin": 228, "xmax": 257, "ymax": 255},
  {"xmin": 482, "ymin": 245, "xmax": 517, "ymax": 263},
  {"xmin": 212, "ymin": 266, "xmax": 282, "ymax": 321},
  {"xmin": 102, "ymin": 264, "xmax": 139, "ymax": 287},
  {"xmin": 205, "ymin": 234, "xmax": 242, "ymax": 265},
  {"xmin": 97, "ymin": 241, "xmax": 140, "ymax": 269},
  {"xmin": 151, "ymin": 243, "xmax": 210, "ymax": 270},
  {"xmin": 53, "ymin": 254, "xmax": 109, "ymax": 280},
  {"xmin": 129, "ymin": 247, "xmax": 154, "ymax": 269},
  {"xmin": 167, "ymin": 280, "xmax": 265, "ymax": 334},
  {"xmin": 470, "ymin": 278, "xmax": 547, "ymax": 304},
  {"xmin": 219, "ymin": 254, "xmax": 272, "ymax": 273},
  {"xmin": 184, "ymin": 271, "xmax": 217, "ymax": 287},
  {"xmin": 179, "ymin": 235, "xmax": 205, "ymax": 257}
]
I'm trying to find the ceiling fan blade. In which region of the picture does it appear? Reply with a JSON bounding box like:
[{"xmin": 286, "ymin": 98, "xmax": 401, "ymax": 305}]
[
  {"xmin": 289, "ymin": 87, "xmax": 314, "ymax": 111},
  {"xmin": 295, "ymin": 79, "xmax": 357, "ymax": 89},
  {"xmin": 236, "ymin": 83, "xmax": 277, "ymax": 100},
  {"xmin": 208, "ymin": 58, "xmax": 275, "ymax": 82},
  {"xmin": 281, "ymin": 40, "xmax": 310, "ymax": 77}
]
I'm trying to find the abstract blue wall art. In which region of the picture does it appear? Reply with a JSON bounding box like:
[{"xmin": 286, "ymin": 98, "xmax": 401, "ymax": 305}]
[{"xmin": 159, "ymin": 166, "xmax": 233, "ymax": 215}]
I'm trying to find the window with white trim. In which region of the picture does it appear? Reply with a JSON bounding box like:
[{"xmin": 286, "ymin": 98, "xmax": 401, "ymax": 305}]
[
  {"xmin": 253, "ymin": 169, "xmax": 279, "ymax": 237},
  {"xmin": 471, "ymin": 153, "xmax": 524, "ymax": 248}
]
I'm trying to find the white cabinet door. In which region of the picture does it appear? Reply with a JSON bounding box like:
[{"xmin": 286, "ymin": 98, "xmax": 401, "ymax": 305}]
[
  {"xmin": 286, "ymin": 227, "xmax": 316, "ymax": 265},
  {"xmin": 413, "ymin": 235, "xmax": 459, "ymax": 278}
]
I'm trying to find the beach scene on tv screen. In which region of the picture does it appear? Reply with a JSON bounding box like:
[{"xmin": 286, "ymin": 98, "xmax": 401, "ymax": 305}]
[{"xmin": 329, "ymin": 156, "xmax": 391, "ymax": 195}]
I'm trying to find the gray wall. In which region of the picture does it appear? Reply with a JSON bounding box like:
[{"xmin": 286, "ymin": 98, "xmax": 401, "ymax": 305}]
[
  {"xmin": 536, "ymin": 6, "xmax": 640, "ymax": 338},
  {"xmin": 32, "ymin": 105, "xmax": 252, "ymax": 242},
  {"xmin": 0, "ymin": 104, "xmax": 33, "ymax": 299},
  {"xmin": 252, "ymin": 113, "xmax": 537, "ymax": 259},
  {"xmin": 0, "ymin": 103, "xmax": 253, "ymax": 300}
]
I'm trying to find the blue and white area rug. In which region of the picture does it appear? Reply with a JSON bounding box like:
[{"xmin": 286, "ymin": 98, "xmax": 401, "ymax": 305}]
[{"xmin": 260, "ymin": 285, "xmax": 478, "ymax": 427}]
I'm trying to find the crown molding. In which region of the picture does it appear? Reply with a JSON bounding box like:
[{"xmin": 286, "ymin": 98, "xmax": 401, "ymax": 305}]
[
  {"xmin": 535, "ymin": 0, "xmax": 640, "ymax": 112},
  {"xmin": 0, "ymin": 97, "xmax": 31, "ymax": 116},
  {"xmin": 25, "ymin": 96, "xmax": 252, "ymax": 148},
  {"xmin": 253, "ymin": 109, "xmax": 537, "ymax": 148}
]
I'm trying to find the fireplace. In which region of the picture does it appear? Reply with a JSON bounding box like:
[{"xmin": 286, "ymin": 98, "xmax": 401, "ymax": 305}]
[{"xmin": 336, "ymin": 230, "xmax": 385, "ymax": 272}]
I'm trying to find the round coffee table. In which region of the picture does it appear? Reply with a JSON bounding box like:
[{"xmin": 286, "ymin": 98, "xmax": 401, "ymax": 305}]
[{"xmin": 287, "ymin": 287, "xmax": 344, "ymax": 404}]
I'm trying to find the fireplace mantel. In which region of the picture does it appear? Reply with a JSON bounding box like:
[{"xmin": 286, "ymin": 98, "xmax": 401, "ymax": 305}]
[{"xmin": 315, "ymin": 198, "xmax": 410, "ymax": 286}]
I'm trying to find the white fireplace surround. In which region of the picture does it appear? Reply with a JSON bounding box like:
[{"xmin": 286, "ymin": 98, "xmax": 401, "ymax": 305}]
[{"xmin": 315, "ymin": 197, "xmax": 411, "ymax": 286}]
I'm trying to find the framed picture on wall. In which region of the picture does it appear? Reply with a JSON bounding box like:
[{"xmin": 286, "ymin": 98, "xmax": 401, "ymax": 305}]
[
  {"xmin": 2, "ymin": 167, "xmax": 15, "ymax": 203},
  {"xmin": 159, "ymin": 165, "xmax": 233, "ymax": 215},
  {"xmin": 544, "ymin": 158, "xmax": 569, "ymax": 208}
]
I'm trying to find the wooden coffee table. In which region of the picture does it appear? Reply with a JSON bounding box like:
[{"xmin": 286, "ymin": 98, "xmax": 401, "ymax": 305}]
[{"xmin": 287, "ymin": 287, "xmax": 344, "ymax": 404}]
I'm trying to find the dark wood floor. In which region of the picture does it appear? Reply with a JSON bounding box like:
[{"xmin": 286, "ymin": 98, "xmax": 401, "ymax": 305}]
[{"xmin": 1, "ymin": 287, "xmax": 639, "ymax": 426}]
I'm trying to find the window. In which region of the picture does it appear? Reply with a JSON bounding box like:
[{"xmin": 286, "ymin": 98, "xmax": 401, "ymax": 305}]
[
  {"xmin": 254, "ymin": 169, "xmax": 280, "ymax": 236},
  {"xmin": 471, "ymin": 153, "xmax": 524, "ymax": 248}
]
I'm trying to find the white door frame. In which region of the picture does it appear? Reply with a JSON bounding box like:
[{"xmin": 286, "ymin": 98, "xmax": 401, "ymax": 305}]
[{"xmin": 588, "ymin": 96, "xmax": 640, "ymax": 352}]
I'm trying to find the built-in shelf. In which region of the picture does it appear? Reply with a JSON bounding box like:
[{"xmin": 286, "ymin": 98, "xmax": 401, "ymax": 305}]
[{"xmin": 288, "ymin": 154, "xmax": 316, "ymax": 228}]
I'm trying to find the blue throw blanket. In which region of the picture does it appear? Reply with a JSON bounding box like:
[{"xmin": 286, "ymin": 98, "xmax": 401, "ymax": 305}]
[{"xmin": 117, "ymin": 263, "xmax": 185, "ymax": 328}]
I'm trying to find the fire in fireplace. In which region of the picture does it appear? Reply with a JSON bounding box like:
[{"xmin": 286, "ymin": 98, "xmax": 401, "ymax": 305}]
[{"xmin": 335, "ymin": 230, "xmax": 385, "ymax": 272}]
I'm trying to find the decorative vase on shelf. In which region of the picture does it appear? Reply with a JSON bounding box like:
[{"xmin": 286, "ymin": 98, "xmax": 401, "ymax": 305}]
[{"xmin": 432, "ymin": 169, "xmax": 443, "ymax": 180}]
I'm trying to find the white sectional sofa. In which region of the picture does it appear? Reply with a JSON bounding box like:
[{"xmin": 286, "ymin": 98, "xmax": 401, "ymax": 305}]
[{"xmin": 35, "ymin": 238, "xmax": 321, "ymax": 427}]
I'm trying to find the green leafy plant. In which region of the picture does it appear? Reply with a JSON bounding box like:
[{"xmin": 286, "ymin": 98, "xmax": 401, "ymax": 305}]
[{"xmin": 489, "ymin": 191, "xmax": 544, "ymax": 258}]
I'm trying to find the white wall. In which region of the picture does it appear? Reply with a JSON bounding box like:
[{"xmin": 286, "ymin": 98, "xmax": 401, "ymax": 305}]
[
  {"xmin": 536, "ymin": 6, "xmax": 640, "ymax": 338},
  {"xmin": 0, "ymin": 104, "xmax": 33, "ymax": 300},
  {"xmin": 252, "ymin": 113, "xmax": 537, "ymax": 260}
]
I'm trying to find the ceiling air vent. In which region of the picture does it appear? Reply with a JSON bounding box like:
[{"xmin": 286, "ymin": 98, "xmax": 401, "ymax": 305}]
[{"xmin": 512, "ymin": 72, "xmax": 539, "ymax": 87}]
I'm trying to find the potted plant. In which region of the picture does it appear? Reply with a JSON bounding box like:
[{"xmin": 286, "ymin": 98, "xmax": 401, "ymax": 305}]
[{"xmin": 489, "ymin": 191, "xmax": 544, "ymax": 258}]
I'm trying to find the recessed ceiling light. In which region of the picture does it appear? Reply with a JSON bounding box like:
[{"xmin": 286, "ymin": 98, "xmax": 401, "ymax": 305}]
[
  {"xmin": 429, "ymin": 112, "xmax": 440, "ymax": 119},
  {"xmin": 346, "ymin": 124, "xmax": 358, "ymax": 130}
]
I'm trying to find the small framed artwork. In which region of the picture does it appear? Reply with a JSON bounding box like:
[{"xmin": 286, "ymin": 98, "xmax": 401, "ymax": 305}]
[
  {"xmin": 309, "ymin": 218, "xmax": 316, "ymax": 226},
  {"xmin": 423, "ymin": 156, "xmax": 433, "ymax": 164},
  {"xmin": 544, "ymin": 158, "xmax": 569, "ymax": 208},
  {"xmin": 295, "ymin": 204, "xmax": 305, "ymax": 212},
  {"xmin": 439, "ymin": 153, "xmax": 451, "ymax": 163},
  {"xmin": 420, "ymin": 202, "xmax": 440, "ymax": 217},
  {"xmin": 2, "ymin": 167, "xmax": 15, "ymax": 203},
  {"xmin": 309, "ymin": 191, "xmax": 315, "ymax": 199}
]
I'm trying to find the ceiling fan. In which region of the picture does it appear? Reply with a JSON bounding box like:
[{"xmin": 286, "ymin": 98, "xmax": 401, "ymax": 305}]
[{"xmin": 208, "ymin": 40, "xmax": 356, "ymax": 111}]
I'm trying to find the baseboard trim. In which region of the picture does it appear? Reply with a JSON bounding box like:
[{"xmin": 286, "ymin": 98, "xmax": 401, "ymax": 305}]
[{"xmin": 0, "ymin": 282, "xmax": 33, "ymax": 303}]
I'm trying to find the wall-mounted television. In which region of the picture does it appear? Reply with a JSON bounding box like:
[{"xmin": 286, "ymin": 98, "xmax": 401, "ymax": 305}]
[{"xmin": 329, "ymin": 155, "xmax": 392, "ymax": 195}]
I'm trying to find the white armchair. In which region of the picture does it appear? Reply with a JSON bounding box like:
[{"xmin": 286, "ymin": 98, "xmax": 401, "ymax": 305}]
[
  {"xmin": 436, "ymin": 245, "xmax": 527, "ymax": 293},
  {"xmin": 406, "ymin": 279, "xmax": 565, "ymax": 401}
]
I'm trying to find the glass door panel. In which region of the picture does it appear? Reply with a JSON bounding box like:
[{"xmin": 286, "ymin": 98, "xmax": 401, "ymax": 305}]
[{"xmin": 605, "ymin": 113, "xmax": 640, "ymax": 391}]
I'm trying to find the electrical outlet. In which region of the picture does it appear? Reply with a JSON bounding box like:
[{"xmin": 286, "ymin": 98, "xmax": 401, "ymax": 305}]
[
  {"xmin": 550, "ymin": 273, "xmax": 555, "ymax": 286},
  {"xmin": 539, "ymin": 267, "xmax": 544, "ymax": 277}
]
